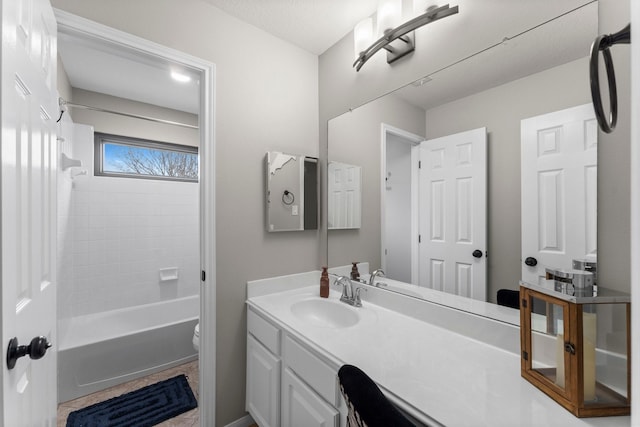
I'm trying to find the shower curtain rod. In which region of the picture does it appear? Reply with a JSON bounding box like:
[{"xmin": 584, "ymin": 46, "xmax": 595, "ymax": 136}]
[{"xmin": 58, "ymin": 98, "xmax": 199, "ymax": 130}]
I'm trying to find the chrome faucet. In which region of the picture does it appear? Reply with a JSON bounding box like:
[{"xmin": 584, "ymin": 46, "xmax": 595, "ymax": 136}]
[
  {"xmin": 336, "ymin": 276, "xmax": 362, "ymax": 307},
  {"xmin": 369, "ymin": 269, "xmax": 387, "ymax": 287}
]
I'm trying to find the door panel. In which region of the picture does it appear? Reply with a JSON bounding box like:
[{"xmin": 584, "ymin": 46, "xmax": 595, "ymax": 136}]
[
  {"xmin": 2, "ymin": 0, "xmax": 58, "ymax": 424},
  {"xmin": 521, "ymin": 104, "xmax": 597, "ymax": 284},
  {"xmin": 419, "ymin": 128, "xmax": 487, "ymax": 300},
  {"xmin": 327, "ymin": 162, "xmax": 361, "ymax": 229},
  {"xmin": 282, "ymin": 369, "xmax": 338, "ymax": 427}
]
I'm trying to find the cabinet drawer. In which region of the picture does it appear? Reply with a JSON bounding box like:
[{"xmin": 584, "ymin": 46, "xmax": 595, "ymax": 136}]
[
  {"xmin": 248, "ymin": 308, "xmax": 280, "ymax": 355},
  {"xmin": 284, "ymin": 335, "xmax": 339, "ymax": 406}
]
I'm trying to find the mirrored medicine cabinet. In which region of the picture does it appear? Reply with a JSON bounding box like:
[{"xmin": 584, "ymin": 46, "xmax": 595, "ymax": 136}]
[{"xmin": 265, "ymin": 151, "xmax": 318, "ymax": 232}]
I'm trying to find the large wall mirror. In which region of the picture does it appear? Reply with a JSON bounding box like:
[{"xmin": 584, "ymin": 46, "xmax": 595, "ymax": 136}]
[{"xmin": 327, "ymin": 1, "xmax": 598, "ymax": 322}]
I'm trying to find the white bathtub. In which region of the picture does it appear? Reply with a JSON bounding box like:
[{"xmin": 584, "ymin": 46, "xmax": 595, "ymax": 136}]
[{"xmin": 57, "ymin": 295, "xmax": 199, "ymax": 403}]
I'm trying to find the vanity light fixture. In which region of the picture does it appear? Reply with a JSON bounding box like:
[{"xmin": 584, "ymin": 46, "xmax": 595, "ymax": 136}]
[{"xmin": 353, "ymin": 3, "xmax": 459, "ymax": 71}]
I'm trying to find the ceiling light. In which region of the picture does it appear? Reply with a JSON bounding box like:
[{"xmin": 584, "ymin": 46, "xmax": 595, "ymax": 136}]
[
  {"xmin": 171, "ymin": 71, "xmax": 191, "ymax": 83},
  {"xmin": 353, "ymin": 3, "xmax": 459, "ymax": 72}
]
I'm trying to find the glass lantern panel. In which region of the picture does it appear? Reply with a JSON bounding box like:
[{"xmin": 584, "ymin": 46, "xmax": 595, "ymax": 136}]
[
  {"xmin": 583, "ymin": 303, "xmax": 629, "ymax": 407},
  {"xmin": 530, "ymin": 295, "xmax": 566, "ymax": 389}
]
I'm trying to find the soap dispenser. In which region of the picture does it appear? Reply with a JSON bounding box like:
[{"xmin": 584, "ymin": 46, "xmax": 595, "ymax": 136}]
[
  {"xmin": 350, "ymin": 262, "xmax": 360, "ymax": 281},
  {"xmin": 320, "ymin": 266, "xmax": 329, "ymax": 298}
]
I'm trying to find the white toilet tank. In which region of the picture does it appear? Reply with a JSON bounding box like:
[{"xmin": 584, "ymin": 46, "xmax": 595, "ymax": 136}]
[{"xmin": 192, "ymin": 323, "xmax": 199, "ymax": 351}]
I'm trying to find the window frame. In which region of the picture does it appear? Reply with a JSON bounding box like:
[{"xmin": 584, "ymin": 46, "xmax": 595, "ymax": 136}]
[{"xmin": 94, "ymin": 132, "xmax": 199, "ymax": 183}]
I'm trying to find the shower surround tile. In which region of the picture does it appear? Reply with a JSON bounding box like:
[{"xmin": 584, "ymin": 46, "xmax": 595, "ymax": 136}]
[{"xmin": 57, "ymin": 124, "xmax": 199, "ymax": 319}]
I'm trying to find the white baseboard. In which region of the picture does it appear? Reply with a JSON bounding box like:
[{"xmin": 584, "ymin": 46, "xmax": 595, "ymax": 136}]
[{"xmin": 224, "ymin": 414, "xmax": 255, "ymax": 427}]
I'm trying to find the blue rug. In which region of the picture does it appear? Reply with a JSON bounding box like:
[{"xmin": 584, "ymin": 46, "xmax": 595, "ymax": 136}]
[{"xmin": 66, "ymin": 374, "xmax": 197, "ymax": 427}]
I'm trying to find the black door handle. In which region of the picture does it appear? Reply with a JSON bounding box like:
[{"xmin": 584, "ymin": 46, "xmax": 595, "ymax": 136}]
[
  {"xmin": 7, "ymin": 336, "xmax": 52, "ymax": 369},
  {"xmin": 525, "ymin": 257, "xmax": 538, "ymax": 267},
  {"xmin": 472, "ymin": 250, "xmax": 483, "ymax": 258}
]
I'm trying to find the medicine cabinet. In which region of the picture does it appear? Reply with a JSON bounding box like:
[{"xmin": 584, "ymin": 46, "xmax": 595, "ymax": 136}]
[{"xmin": 265, "ymin": 151, "xmax": 318, "ymax": 232}]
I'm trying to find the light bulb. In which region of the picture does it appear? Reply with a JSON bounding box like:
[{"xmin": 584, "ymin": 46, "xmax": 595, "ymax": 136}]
[
  {"xmin": 354, "ymin": 18, "xmax": 373, "ymax": 60},
  {"xmin": 376, "ymin": 0, "xmax": 402, "ymax": 38}
]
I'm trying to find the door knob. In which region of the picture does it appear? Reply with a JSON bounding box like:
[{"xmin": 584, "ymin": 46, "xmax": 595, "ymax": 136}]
[
  {"xmin": 472, "ymin": 250, "xmax": 483, "ymax": 258},
  {"xmin": 7, "ymin": 336, "xmax": 52, "ymax": 369},
  {"xmin": 524, "ymin": 257, "xmax": 538, "ymax": 267}
]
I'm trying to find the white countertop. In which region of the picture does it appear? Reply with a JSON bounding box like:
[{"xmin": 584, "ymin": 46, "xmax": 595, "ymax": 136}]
[{"xmin": 247, "ymin": 273, "xmax": 630, "ymax": 427}]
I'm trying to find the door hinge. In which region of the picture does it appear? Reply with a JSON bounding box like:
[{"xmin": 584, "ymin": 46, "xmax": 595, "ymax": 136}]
[
  {"xmin": 201, "ymin": 270, "xmax": 206, "ymax": 281},
  {"xmin": 418, "ymin": 160, "xmax": 422, "ymax": 169},
  {"xmin": 522, "ymin": 299, "xmax": 527, "ymax": 309},
  {"xmin": 522, "ymin": 351, "xmax": 528, "ymax": 361},
  {"xmin": 418, "ymin": 234, "xmax": 421, "ymax": 243}
]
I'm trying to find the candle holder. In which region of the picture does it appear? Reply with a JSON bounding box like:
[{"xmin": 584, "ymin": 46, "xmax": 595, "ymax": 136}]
[{"xmin": 520, "ymin": 280, "xmax": 630, "ymax": 417}]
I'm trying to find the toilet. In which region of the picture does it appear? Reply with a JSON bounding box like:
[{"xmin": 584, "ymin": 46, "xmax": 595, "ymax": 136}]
[{"xmin": 192, "ymin": 323, "xmax": 199, "ymax": 351}]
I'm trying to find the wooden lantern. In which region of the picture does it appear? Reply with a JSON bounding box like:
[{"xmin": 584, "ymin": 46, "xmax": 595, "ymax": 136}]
[{"xmin": 520, "ymin": 280, "xmax": 630, "ymax": 417}]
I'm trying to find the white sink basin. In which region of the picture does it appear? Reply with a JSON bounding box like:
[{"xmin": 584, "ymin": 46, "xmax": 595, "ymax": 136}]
[{"xmin": 290, "ymin": 298, "xmax": 360, "ymax": 328}]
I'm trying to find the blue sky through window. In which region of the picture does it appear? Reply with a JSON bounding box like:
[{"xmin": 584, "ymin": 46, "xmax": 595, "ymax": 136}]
[{"xmin": 101, "ymin": 141, "xmax": 198, "ymax": 180}]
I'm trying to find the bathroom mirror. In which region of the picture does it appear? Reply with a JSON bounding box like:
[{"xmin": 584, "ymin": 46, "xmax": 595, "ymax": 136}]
[
  {"xmin": 266, "ymin": 151, "xmax": 318, "ymax": 232},
  {"xmin": 327, "ymin": 1, "xmax": 598, "ymax": 314}
]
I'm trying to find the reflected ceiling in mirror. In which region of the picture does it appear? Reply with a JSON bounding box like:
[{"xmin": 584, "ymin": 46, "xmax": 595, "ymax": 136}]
[{"xmin": 327, "ymin": 1, "xmax": 597, "ymax": 324}]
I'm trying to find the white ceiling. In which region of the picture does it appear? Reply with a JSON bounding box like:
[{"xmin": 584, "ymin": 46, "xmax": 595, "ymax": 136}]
[
  {"xmin": 57, "ymin": 0, "xmax": 380, "ymax": 114},
  {"xmin": 58, "ymin": 30, "xmax": 201, "ymax": 114},
  {"xmin": 200, "ymin": 0, "xmax": 379, "ymax": 55},
  {"xmin": 57, "ymin": 0, "xmax": 596, "ymax": 117},
  {"xmin": 392, "ymin": 1, "xmax": 597, "ymax": 110}
]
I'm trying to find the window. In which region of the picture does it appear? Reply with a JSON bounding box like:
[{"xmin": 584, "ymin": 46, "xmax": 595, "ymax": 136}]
[{"xmin": 94, "ymin": 133, "xmax": 198, "ymax": 182}]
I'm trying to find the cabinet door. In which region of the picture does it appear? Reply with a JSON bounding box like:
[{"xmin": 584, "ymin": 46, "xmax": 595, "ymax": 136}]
[
  {"xmin": 282, "ymin": 368, "xmax": 339, "ymax": 427},
  {"xmin": 246, "ymin": 335, "xmax": 281, "ymax": 427}
]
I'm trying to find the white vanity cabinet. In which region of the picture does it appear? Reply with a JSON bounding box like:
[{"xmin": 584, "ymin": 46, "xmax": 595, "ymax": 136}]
[
  {"xmin": 246, "ymin": 310, "xmax": 281, "ymax": 427},
  {"xmin": 246, "ymin": 306, "xmax": 343, "ymax": 427}
]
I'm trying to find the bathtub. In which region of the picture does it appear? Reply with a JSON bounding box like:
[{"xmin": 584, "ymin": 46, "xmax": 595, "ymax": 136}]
[{"xmin": 57, "ymin": 295, "xmax": 199, "ymax": 403}]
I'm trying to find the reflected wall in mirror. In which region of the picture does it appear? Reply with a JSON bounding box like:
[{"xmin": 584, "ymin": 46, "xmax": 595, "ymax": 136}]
[
  {"xmin": 327, "ymin": 1, "xmax": 598, "ymax": 311},
  {"xmin": 266, "ymin": 151, "xmax": 318, "ymax": 232}
]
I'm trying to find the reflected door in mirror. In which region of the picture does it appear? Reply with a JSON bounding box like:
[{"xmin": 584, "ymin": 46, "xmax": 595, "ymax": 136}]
[
  {"xmin": 328, "ymin": 161, "xmax": 362, "ymax": 229},
  {"xmin": 521, "ymin": 104, "xmax": 597, "ymax": 284},
  {"xmin": 419, "ymin": 127, "xmax": 487, "ymax": 300}
]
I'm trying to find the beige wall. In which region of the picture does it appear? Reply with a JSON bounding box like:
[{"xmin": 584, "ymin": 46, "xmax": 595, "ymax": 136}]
[
  {"xmin": 69, "ymin": 89, "xmax": 199, "ymax": 147},
  {"xmin": 52, "ymin": 0, "xmax": 320, "ymax": 425},
  {"xmin": 320, "ymin": 0, "xmax": 632, "ymax": 300},
  {"xmin": 328, "ymin": 94, "xmax": 425, "ymax": 272},
  {"xmin": 56, "ymin": 54, "xmax": 73, "ymax": 107},
  {"xmin": 424, "ymin": 58, "xmax": 592, "ymax": 302},
  {"xmin": 597, "ymin": 0, "xmax": 631, "ymax": 295}
]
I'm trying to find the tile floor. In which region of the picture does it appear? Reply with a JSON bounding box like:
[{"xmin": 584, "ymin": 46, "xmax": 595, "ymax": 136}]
[{"xmin": 57, "ymin": 360, "xmax": 199, "ymax": 427}]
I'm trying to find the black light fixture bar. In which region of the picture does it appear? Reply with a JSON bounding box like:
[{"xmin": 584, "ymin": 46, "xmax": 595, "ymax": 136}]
[{"xmin": 353, "ymin": 4, "xmax": 459, "ymax": 71}]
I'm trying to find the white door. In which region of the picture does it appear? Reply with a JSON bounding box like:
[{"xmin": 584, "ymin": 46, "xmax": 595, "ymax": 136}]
[
  {"xmin": 521, "ymin": 104, "xmax": 597, "ymax": 284},
  {"xmin": 327, "ymin": 161, "xmax": 361, "ymax": 229},
  {"xmin": 418, "ymin": 128, "xmax": 487, "ymax": 300},
  {"xmin": 1, "ymin": 0, "xmax": 58, "ymax": 425}
]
